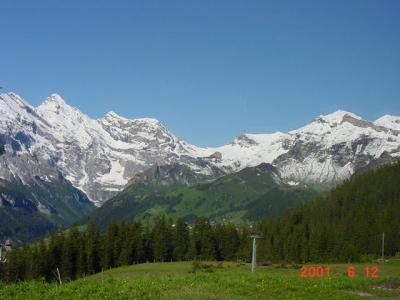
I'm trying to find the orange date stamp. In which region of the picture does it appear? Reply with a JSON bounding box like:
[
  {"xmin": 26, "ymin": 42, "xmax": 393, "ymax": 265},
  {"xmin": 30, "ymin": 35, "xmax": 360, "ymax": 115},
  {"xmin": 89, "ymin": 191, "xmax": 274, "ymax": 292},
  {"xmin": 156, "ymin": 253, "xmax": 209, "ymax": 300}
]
[{"xmin": 300, "ymin": 265, "xmax": 379, "ymax": 278}]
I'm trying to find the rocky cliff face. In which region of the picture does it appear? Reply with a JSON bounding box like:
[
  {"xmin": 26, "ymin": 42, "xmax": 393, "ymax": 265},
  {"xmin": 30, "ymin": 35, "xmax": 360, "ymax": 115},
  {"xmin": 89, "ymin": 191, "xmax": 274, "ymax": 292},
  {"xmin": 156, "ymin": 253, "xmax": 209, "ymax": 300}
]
[{"xmin": 1, "ymin": 93, "xmax": 399, "ymax": 205}]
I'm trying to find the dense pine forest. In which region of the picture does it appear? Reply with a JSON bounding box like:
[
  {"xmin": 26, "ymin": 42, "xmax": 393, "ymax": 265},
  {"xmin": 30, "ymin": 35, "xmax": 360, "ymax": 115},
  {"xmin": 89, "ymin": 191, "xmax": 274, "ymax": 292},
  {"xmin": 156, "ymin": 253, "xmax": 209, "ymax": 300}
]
[
  {"xmin": 1, "ymin": 162, "xmax": 399, "ymax": 283},
  {"xmin": 0, "ymin": 217, "xmax": 249, "ymax": 282},
  {"xmin": 256, "ymin": 161, "xmax": 400, "ymax": 263}
]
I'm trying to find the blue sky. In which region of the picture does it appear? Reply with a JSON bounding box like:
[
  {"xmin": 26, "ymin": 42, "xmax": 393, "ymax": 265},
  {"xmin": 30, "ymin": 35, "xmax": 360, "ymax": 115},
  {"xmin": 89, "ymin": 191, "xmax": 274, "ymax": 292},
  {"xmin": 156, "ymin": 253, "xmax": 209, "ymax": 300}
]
[{"xmin": 1, "ymin": 0, "xmax": 399, "ymax": 146}]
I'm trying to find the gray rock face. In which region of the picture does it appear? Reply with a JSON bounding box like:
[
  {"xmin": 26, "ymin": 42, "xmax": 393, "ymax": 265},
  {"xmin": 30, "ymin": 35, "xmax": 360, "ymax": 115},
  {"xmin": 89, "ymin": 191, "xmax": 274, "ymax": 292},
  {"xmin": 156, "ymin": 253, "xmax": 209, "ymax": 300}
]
[{"xmin": 1, "ymin": 94, "xmax": 399, "ymax": 206}]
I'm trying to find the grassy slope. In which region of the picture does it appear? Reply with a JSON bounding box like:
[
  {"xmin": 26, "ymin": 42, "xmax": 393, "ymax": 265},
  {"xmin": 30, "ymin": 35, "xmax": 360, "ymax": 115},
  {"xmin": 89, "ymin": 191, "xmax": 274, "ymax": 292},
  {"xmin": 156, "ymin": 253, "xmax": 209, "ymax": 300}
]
[
  {"xmin": 1, "ymin": 260, "xmax": 399, "ymax": 299},
  {"xmin": 90, "ymin": 164, "xmax": 319, "ymax": 227}
]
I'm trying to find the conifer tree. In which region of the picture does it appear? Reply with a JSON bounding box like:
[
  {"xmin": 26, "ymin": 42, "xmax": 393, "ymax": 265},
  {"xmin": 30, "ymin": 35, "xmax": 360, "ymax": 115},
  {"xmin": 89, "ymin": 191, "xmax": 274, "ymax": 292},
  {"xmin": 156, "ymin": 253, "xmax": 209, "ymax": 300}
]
[
  {"xmin": 47, "ymin": 227, "xmax": 66, "ymax": 281},
  {"xmin": 85, "ymin": 223, "xmax": 101, "ymax": 275},
  {"xmin": 172, "ymin": 218, "xmax": 190, "ymax": 261},
  {"xmin": 101, "ymin": 220, "xmax": 120, "ymax": 269},
  {"xmin": 61, "ymin": 224, "xmax": 81, "ymax": 280},
  {"xmin": 152, "ymin": 215, "xmax": 173, "ymax": 262}
]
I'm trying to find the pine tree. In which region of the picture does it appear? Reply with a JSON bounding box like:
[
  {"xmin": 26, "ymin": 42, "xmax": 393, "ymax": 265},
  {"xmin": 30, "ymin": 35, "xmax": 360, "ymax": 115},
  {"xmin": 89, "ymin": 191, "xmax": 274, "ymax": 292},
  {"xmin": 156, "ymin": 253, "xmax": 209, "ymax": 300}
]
[
  {"xmin": 142, "ymin": 220, "xmax": 153, "ymax": 263},
  {"xmin": 85, "ymin": 223, "xmax": 101, "ymax": 275},
  {"xmin": 152, "ymin": 215, "xmax": 173, "ymax": 262},
  {"xmin": 199, "ymin": 220, "xmax": 216, "ymax": 260},
  {"xmin": 61, "ymin": 224, "xmax": 81, "ymax": 280},
  {"xmin": 172, "ymin": 218, "xmax": 190, "ymax": 261},
  {"xmin": 236, "ymin": 226, "xmax": 251, "ymax": 262},
  {"xmin": 47, "ymin": 228, "xmax": 66, "ymax": 281},
  {"xmin": 101, "ymin": 220, "xmax": 120, "ymax": 269}
]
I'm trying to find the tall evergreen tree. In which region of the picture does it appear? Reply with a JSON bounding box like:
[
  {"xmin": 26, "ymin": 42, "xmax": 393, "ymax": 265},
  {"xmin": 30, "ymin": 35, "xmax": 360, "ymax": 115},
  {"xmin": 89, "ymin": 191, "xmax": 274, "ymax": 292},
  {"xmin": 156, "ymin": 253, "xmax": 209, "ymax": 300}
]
[
  {"xmin": 61, "ymin": 224, "xmax": 81, "ymax": 280},
  {"xmin": 85, "ymin": 223, "xmax": 101, "ymax": 275},
  {"xmin": 101, "ymin": 220, "xmax": 120, "ymax": 269},
  {"xmin": 172, "ymin": 218, "xmax": 190, "ymax": 261},
  {"xmin": 152, "ymin": 215, "xmax": 173, "ymax": 262}
]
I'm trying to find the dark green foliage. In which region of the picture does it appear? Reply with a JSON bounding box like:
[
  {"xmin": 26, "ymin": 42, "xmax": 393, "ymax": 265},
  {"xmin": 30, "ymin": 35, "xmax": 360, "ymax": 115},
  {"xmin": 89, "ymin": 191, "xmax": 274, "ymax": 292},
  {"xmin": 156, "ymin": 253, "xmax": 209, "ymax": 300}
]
[
  {"xmin": 0, "ymin": 177, "xmax": 95, "ymax": 242},
  {"xmin": 61, "ymin": 225, "xmax": 81, "ymax": 280},
  {"xmin": 0, "ymin": 218, "xmax": 244, "ymax": 283},
  {"xmin": 173, "ymin": 218, "xmax": 190, "ymax": 261},
  {"xmin": 0, "ymin": 207, "xmax": 57, "ymax": 242},
  {"xmin": 152, "ymin": 216, "xmax": 173, "ymax": 262},
  {"xmin": 188, "ymin": 218, "xmax": 217, "ymax": 260},
  {"xmin": 85, "ymin": 223, "xmax": 101, "ymax": 275},
  {"xmin": 0, "ymin": 144, "xmax": 5, "ymax": 155},
  {"xmin": 257, "ymin": 162, "xmax": 400, "ymax": 263}
]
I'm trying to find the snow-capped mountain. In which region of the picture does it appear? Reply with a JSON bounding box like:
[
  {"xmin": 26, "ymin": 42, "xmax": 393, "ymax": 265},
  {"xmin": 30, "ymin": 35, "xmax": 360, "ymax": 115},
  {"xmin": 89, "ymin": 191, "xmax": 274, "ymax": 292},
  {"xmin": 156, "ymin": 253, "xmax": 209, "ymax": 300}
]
[
  {"xmin": 374, "ymin": 115, "xmax": 400, "ymax": 131},
  {"xmin": 0, "ymin": 93, "xmax": 222, "ymax": 205},
  {"xmin": 1, "ymin": 93, "xmax": 399, "ymax": 205}
]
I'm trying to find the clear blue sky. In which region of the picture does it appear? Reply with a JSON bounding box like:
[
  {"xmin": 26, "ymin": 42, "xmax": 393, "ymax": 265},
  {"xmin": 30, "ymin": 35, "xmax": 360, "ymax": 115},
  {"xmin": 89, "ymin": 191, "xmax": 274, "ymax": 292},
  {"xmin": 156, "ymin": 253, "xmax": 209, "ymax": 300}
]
[{"xmin": 1, "ymin": 0, "xmax": 399, "ymax": 146}]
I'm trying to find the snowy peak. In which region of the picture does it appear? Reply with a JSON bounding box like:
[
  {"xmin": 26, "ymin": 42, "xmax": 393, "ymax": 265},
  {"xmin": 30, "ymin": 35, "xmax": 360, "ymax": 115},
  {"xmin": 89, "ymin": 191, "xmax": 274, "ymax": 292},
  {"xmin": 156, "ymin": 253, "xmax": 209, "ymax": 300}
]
[
  {"xmin": 319, "ymin": 110, "xmax": 362, "ymax": 123},
  {"xmin": 36, "ymin": 93, "xmax": 76, "ymax": 115},
  {"xmin": 291, "ymin": 109, "xmax": 369, "ymax": 135},
  {"xmin": 44, "ymin": 93, "xmax": 67, "ymax": 105},
  {"xmin": 101, "ymin": 111, "xmax": 161, "ymax": 126},
  {"xmin": 104, "ymin": 111, "xmax": 128, "ymax": 121},
  {"xmin": 374, "ymin": 115, "xmax": 400, "ymax": 131},
  {"xmin": 99, "ymin": 111, "xmax": 170, "ymax": 145}
]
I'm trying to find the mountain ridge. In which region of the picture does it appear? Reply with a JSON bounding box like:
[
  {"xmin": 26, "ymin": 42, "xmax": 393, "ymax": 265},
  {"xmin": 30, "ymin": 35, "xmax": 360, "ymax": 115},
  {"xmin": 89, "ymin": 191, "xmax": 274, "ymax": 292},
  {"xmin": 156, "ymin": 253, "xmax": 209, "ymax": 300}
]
[{"xmin": 1, "ymin": 92, "xmax": 400, "ymax": 206}]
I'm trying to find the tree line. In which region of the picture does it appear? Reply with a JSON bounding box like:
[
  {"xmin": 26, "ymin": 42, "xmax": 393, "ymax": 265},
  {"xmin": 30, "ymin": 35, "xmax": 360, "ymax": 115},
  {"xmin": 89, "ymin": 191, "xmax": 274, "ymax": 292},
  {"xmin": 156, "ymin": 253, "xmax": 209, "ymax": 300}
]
[
  {"xmin": 255, "ymin": 162, "xmax": 400, "ymax": 263},
  {"xmin": 0, "ymin": 217, "xmax": 251, "ymax": 282}
]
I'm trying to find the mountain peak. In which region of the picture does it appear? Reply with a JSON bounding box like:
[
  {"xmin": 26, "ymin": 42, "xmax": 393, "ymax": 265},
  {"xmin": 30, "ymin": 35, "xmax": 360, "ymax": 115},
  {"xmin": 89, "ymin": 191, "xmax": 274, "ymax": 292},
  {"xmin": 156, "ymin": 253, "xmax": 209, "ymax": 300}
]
[
  {"xmin": 374, "ymin": 114, "xmax": 400, "ymax": 131},
  {"xmin": 102, "ymin": 111, "xmax": 161, "ymax": 127},
  {"xmin": 36, "ymin": 93, "xmax": 77, "ymax": 116},
  {"xmin": 319, "ymin": 110, "xmax": 362, "ymax": 123},
  {"xmin": 104, "ymin": 111, "xmax": 128, "ymax": 120},
  {"xmin": 42, "ymin": 93, "xmax": 67, "ymax": 106}
]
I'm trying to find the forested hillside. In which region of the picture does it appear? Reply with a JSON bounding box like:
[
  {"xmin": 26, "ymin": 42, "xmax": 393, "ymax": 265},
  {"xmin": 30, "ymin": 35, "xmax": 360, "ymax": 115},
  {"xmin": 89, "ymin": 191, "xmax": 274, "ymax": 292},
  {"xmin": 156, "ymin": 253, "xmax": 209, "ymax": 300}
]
[{"xmin": 257, "ymin": 161, "xmax": 400, "ymax": 262}]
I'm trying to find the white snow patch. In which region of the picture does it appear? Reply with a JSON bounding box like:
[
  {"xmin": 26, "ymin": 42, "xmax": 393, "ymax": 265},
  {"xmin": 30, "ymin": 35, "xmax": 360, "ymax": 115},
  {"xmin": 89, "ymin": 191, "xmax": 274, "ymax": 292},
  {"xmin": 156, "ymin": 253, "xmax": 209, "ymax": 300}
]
[{"xmin": 97, "ymin": 160, "xmax": 128, "ymax": 185}]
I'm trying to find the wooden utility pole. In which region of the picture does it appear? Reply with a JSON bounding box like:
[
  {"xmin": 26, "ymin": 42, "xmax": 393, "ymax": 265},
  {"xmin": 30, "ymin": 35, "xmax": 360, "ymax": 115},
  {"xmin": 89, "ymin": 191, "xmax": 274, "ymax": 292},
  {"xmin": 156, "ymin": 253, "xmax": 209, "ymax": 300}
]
[{"xmin": 251, "ymin": 234, "xmax": 262, "ymax": 272}]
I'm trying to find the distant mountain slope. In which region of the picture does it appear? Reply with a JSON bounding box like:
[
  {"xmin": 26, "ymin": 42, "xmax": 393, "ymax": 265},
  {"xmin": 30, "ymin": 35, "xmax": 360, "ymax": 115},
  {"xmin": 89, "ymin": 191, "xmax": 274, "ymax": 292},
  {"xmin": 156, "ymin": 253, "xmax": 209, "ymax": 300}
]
[
  {"xmin": 1, "ymin": 92, "xmax": 400, "ymax": 207},
  {"xmin": 257, "ymin": 161, "xmax": 400, "ymax": 262},
  {"xmin": 0, "ymin": 176, "xmax": 95, "ymax": 242},
  {"xmin": 88, "ymin": 163, "xmax": 319, "ymax": 228}
]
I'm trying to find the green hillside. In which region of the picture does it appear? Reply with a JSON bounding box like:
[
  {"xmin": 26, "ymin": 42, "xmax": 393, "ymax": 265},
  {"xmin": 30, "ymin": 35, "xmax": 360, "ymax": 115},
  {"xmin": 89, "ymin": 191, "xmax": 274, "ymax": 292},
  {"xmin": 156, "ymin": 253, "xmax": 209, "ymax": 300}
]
[
  {"xmin": 257, "ymin": 161, "xmax": 400, "ymax": 263},
  {"xmin": 88, "ymin": 163, "xmax": 319, "ymax": 228}
]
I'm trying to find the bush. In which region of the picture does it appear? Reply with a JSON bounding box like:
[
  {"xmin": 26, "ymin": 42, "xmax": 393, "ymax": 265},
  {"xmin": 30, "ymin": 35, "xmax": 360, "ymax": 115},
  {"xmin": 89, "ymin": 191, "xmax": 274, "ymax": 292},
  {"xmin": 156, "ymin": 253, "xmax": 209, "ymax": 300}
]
[{"xmin": 190, "ymin": 261, "xmax": 214, "ymax": 273}]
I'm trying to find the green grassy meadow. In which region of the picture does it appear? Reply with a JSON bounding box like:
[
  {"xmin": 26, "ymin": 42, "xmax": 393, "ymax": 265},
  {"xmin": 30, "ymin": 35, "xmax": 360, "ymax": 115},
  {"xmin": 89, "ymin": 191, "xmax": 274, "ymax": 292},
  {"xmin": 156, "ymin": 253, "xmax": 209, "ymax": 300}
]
[{"xmin": 1, "ymin": 260, "xmax": 399, "ymax": 299}]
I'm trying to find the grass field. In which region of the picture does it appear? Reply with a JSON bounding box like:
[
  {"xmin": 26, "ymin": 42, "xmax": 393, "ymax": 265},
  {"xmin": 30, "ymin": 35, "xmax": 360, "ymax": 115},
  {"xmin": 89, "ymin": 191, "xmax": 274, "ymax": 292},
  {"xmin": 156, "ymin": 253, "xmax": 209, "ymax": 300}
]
[{"xmin": 1, "ymin": 260, "xmax": 399, "ymax": 299}]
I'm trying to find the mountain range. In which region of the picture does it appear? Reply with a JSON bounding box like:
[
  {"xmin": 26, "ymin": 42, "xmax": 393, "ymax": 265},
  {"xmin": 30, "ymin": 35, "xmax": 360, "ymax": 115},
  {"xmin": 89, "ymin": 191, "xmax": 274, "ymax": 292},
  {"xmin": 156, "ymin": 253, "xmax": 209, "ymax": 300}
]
[{"xmin": 1, "ymin": 92, "xmax": 400, "ymax": 239}]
